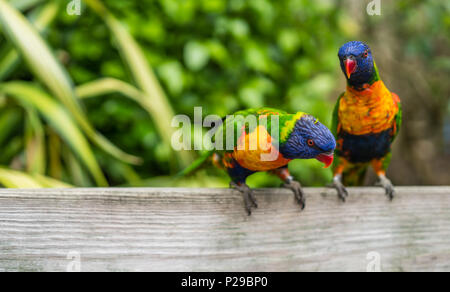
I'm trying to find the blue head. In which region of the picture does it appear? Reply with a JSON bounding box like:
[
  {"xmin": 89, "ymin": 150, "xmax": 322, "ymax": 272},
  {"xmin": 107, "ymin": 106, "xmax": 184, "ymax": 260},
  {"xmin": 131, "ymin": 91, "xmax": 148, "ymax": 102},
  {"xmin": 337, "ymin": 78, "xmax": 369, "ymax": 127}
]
[
  {"xmin": 338, "ymin": 41, "xmax": 376, "ymax": 88},
  {"xmin": 280, "ymin": 115, "xmax": 336, "ymax": 167}
]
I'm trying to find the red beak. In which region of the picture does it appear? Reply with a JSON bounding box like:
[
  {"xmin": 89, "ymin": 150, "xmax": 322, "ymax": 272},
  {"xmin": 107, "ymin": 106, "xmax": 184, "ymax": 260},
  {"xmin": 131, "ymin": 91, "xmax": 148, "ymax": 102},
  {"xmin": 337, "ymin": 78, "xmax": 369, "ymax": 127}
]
[
  {"xmin": 344, "ymin": 58, "xmax": 356, "ymax": 79},
  {"xmin": 315, "ymin": 153, "xmax": 334, "ymax": 168}
]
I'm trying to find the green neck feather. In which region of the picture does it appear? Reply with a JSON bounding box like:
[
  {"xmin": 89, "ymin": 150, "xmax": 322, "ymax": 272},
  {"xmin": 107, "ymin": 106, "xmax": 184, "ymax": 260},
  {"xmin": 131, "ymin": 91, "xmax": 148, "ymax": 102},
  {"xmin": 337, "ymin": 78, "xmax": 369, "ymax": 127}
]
[
  {"xmin": 279, "ymin": 112, "xmax": 305, "ymax": 143},
  {"xmin": 369, "ymin": 61, "xmax": 381, "ymax": 84},
  {"xmin": 347, "ymin": 61, "xmax": 381, "ymax": 89}
]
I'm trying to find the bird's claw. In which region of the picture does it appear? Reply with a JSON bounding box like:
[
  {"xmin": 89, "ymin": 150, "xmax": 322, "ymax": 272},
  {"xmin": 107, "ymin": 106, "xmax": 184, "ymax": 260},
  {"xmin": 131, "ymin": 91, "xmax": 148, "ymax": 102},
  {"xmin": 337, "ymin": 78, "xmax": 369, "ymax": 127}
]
[
  {"xmin": 376, "ymin": 176, "xmax": 395, "ymax": 200},
  {"xmin": 230, "ymin": 182, "xmax": 258, "ymax": 215},
  {"xmin": 331, "ymin": 180, "xmax": 348, "ymax": 202},
  {"xmin": 282, "ymin": 180, "xmax": 306, "ymax": 210}
]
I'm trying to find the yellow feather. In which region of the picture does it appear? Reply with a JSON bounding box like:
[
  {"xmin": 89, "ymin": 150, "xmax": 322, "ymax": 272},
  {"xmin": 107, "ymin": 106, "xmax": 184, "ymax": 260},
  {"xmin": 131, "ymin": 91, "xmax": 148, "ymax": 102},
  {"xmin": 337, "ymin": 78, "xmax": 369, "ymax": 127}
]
[
  {"xmin": 233, "ymin": 125, "xmax": 291, "ymax": 171},
  {"xmin": 280, "ymin": 112, "xmax": 305, "ymax": 142}
]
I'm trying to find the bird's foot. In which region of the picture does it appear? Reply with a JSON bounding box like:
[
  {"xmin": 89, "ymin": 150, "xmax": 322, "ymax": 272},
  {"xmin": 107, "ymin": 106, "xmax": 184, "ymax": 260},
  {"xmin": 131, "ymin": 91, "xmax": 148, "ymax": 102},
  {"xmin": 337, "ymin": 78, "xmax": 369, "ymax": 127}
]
[
  {"xmin": 376, "ymin": 175, "xmax": 395, "ymax": 200},
  {"xmin": 230, "ymin": 182, "xmax": 258, "ymax": 215},
  {"xmin": 282, "ymin": 179, "xmax": 305, "ymax": 210},
  {"xmin": 330, "ymin": 175, "xmax": 348, "ymax": 202}
]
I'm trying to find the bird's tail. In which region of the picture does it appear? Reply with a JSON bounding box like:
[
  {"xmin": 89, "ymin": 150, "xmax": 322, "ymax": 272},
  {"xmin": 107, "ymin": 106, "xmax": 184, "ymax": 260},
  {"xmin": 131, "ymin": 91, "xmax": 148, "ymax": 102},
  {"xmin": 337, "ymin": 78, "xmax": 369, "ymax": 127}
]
[
  {"xmin": 342, "ymin": 164, "xmax": 368, "ymax": 186},
  {"xmin": 174, "ymin": 150, "xmax": 214, "ymax": 179}
]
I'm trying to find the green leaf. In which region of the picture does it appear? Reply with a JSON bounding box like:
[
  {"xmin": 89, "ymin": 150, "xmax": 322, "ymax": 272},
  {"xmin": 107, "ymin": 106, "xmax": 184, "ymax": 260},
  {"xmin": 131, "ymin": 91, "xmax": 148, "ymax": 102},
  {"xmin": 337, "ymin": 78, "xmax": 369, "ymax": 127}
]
[
  {"xmin": 24, "ymin": 106, "xmax": 46, "ymax": 174},
  {"xmin": 184, "ymin": 41, "xmax": 210, "ymax": 71},
  {"xmin": 0, "ymin": 167, "xmax": 43, "ymax": 188},
  {"xmin": 0, "ymin": 1, "xmax": 59, "ymax": 81},
  {"xmin": 157, "ymin": 61, "xmax": 185, "ymax": 96},
  {"xmin": 0, "ymin": 167, "xmax": 72, "ymax": 188},
  {"xmin": 76, "ymin": 78, "xmax": 162, "ymax": 133},
  {"xmin": 10, "ymin": 0, "xmax": 45, "ymax": 11},
  {"xmin": 0, "ymin": 47, "xmax": 20, "ymax": 81},
  {"xmin": 84, "ymin": 0, "xmax": 194, "ymax": 168},
  {"xmin": 76, "ymin": 77, "xmax": 193, "ymax": 173},
  {"xmin": 0, "ymin": 82, "xmax": 108, "ymax": 187},
  {"xmin": 0, "ymin": 107, "xmax": 22, "ymax": 147},
  {"xmin": 0, "ymin": 0, "xmax": 141, "ymax": 165},
  {"xmin": 63, "ymin": 147, "xmax": 93, "ymax": 187},
  {"xmin": 32, "ymin": 173, "xmax": 73, "ymax": 188},
  {"xmin": 76, "ymin": 77, "xmax": 148, "ymax": 104}
]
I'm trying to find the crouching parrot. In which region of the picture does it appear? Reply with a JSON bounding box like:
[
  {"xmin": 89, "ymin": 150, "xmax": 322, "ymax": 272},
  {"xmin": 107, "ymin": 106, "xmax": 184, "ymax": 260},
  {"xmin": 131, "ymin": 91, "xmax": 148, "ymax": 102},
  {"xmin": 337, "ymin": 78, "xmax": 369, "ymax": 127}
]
[
  {"xmin": 178, "ymin": 108, "xmax": 336, "ymax": 215},
  {"xmin": 331, "ymin": 41, "xmax": 402, "ymax": 201}
]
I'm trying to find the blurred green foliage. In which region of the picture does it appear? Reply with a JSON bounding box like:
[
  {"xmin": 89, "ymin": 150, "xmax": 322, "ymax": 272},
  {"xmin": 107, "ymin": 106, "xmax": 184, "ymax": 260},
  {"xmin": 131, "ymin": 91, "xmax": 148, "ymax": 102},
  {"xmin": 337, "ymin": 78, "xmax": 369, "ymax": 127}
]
[
  {"xmin": 0, "ymin": 0, "xmax": 448, "ymax": 188},
  {"xmin": 53, "ymin": 0, "xmax": 356, "ymax": 187}
]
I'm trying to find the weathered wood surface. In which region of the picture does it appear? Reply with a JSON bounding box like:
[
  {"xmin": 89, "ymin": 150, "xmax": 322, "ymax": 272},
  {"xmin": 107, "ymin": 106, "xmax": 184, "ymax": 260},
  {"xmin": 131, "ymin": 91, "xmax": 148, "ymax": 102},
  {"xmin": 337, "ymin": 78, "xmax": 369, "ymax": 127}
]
[{"xmin": 0, "ymin": 186, "xmax": 449, "ymax": 272}]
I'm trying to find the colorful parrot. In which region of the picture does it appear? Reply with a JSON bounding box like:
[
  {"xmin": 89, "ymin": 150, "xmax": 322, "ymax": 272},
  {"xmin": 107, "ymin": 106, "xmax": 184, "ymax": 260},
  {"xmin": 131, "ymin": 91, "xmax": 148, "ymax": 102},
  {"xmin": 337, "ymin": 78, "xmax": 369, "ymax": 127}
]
[
  {"xmin": 178, "ymin": 108, "xmax": 336, "ymax": 215},
  {"xmin": 331, "ymin": 41, "xmax": 402, "ymax": 201}
]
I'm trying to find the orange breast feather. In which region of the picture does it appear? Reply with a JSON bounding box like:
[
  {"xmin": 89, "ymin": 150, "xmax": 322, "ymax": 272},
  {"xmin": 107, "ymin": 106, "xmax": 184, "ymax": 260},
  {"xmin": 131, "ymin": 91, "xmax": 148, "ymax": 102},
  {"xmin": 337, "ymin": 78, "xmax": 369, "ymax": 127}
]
[
  {"xmin": 233, "ymin": 125, "xmax": 290, "ymax": 171},
  {"xmin": 339, "ymin": 80, "xmax": 399, "ymax": 135}
]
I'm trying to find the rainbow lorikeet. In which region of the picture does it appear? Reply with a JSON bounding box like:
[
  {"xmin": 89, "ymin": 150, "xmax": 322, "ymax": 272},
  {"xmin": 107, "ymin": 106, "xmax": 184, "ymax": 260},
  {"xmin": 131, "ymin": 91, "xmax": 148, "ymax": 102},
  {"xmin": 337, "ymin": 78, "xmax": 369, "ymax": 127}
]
[
  {"xmin": 179, "ymin": 108, "xmax": 336, "ymax": 215},
  {"xmin": 331, "ymin": 41, "xmax": 402, "ymax": 200}
]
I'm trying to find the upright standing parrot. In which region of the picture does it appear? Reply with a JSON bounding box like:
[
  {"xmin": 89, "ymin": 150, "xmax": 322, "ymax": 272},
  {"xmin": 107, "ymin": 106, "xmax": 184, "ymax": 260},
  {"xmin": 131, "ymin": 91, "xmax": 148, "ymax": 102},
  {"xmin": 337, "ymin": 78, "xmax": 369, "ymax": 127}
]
[
  {"xmin": 331, "ymin": 41, "xmax": 402, "ymax": 200},
  {"xmin": 178, "ymin": 108, "xmax": 336, "ymax": 215}
]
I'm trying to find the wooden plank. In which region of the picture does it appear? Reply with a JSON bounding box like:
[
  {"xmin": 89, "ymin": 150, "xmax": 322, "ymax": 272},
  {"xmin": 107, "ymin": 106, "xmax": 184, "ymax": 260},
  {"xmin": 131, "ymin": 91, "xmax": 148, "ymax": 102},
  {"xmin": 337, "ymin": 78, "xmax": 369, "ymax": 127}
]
[{"xmin": 0, "ymin": 186, "xmax": 449, "ymax": 272}]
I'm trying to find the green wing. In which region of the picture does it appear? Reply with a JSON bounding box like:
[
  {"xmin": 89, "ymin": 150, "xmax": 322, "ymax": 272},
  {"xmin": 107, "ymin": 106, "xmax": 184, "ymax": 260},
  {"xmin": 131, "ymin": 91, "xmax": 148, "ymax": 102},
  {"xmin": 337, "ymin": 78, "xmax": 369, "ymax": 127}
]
[
  {"xmin": 331, "ymin": 93, "xmax": 344, "ymax": 173},
  {"xmin": 371, "ymin": 93, "xmax": 401, "ymax": 172},
  {"xmin": 392, "ymin": 95, "xmax": 402, "ymax": 142},
  {"xmin": 331, "ymin": 93, "xmax": 344, "ymax": 137},
  {"xmin": 233, "ymin": 107, "xmax": 288, "ymax": 117}
]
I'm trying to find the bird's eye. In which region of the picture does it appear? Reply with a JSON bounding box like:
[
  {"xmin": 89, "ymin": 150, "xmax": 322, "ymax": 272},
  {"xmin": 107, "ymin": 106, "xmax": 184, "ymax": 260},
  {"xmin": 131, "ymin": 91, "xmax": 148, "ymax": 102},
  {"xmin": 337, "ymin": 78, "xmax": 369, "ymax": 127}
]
[
  {"xmin": 307, "ymin": 139, "xmax": 315, "ymax": 147},
  {"xmin": 362, "ymin": 51, "xmax": 368, "ymax": 58}
]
